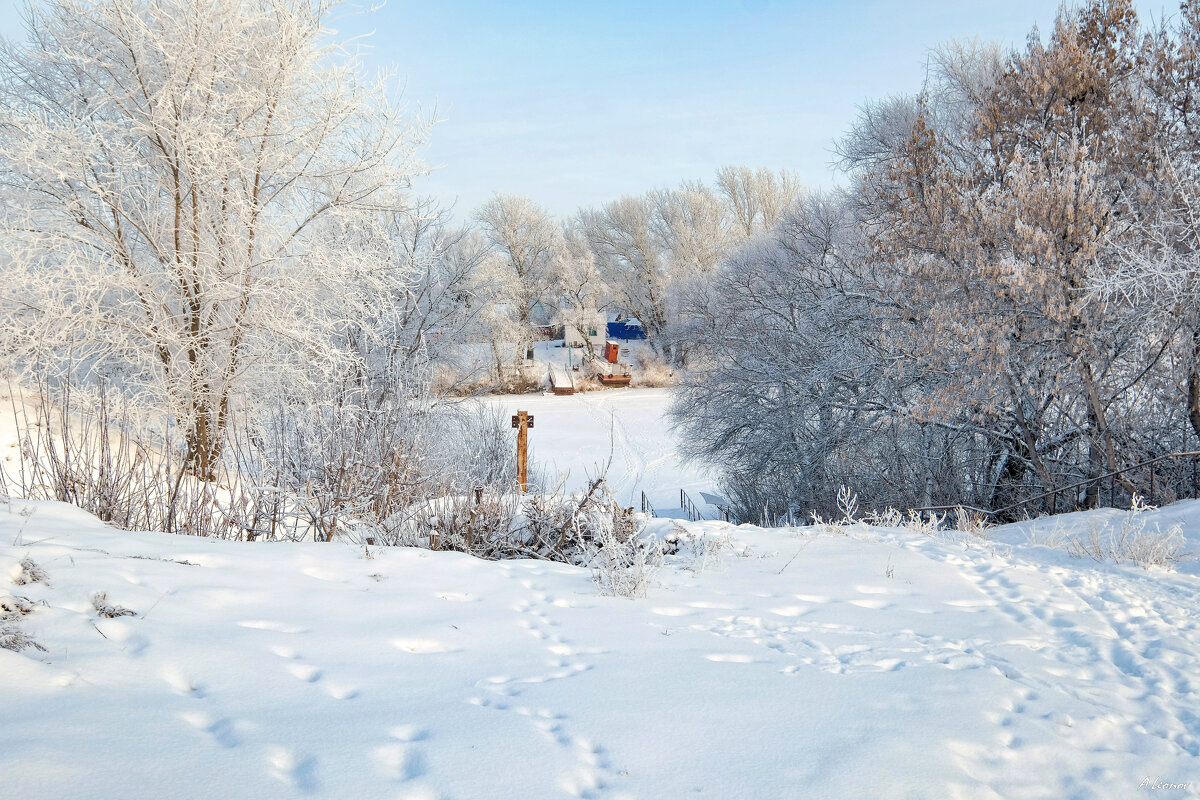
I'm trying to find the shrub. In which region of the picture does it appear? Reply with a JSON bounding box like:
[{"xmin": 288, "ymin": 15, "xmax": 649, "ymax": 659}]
[
  {"xmin": 0, "ymin": 625, "xmax": 45, "ymax": 653},
  {"xmin": 634, "ymin": 353, "xmax": 676, "ymax": 388},
  {"xmin": 1065, "ymin": 496, "xmax": 1188, "ymax": 568},
  {"xmin": 91, "ymin": 592, "xmax": 135, "ymax": 618},
  {"xmin": 12, "ymin": 557, "xmax": 47, "ymax": 586}
]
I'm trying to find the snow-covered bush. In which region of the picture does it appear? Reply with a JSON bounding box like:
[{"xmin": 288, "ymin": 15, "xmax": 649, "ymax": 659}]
[
  {"xmin": 952, "ymin": 507, "xmax": 992, "ymax": 539},
  {"xmin": 0, "ymin": 625, "xmax": 44, "ymax": 653},
  {"xmin": 0, "ymin": 373, "xmax": 520, "ymax": 546},
  {"xmin": 1065, "ymin": 496, "xmax": 1188, "ymax": 569},
  {"xmin": 634, "ymin": 353, "xmax": 676, "ymax": 388},
  {"xmin": 12, "ymin": 557, "xmax": 47, "ymax": 586},
  {"xmin": 865, "ymin": 507, "xmax": 904, "ymax": 528},
  {"xmin": 375, "ymin": 473, "xmax": 653, "ymax": 593},
  {"xmin": 1, "ymin": 592, "xmax": 44, "ymax": 653},
  {"xmin": 663, "ymin": 525, "xmax": 732, "ymax": 574},
  {"xmin": 590, "ymin": 523, "xmax": 660, "ymax": 599},
  {"xmin": 91, "ymin": 592, "xmax": 135, "ymax": 619},
  {"xmin": 398, "ymin": 489, "xmax": 523, "ymax": 557},
  {"xmin": 522, "ymin": 476, "xmax": 638, "ymax": 562},
  {"xmin": 901, "ymin": 510, "xmax": 945, "ymax": 537},
  {"xmin": 0, "ymin": 594, "xmax": 34, "ymax": 620}
]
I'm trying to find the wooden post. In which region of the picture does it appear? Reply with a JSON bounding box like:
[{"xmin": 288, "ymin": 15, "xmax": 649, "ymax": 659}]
[{"xmin": 511, "ymin": 411, "xmax": 533, "ymax": 492}]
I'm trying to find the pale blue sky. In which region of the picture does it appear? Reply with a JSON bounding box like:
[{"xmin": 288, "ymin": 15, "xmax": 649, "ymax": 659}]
[{"xmin": 0, "ymin": 0, "xmax": 1171, "ymax": 218}]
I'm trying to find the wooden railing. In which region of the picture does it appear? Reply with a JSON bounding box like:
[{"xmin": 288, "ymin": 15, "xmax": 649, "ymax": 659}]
[{"xmin": 680, "ymin": 489, "xmax": 702, "ymax": 522}]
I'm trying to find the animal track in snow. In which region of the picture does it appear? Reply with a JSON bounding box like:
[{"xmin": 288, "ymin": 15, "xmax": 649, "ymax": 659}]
[
  {"xmin": 267, "ymin": 642, "xmax": 356, "ymax": 699},
  {"xmin": 179, "ymin": 711, "xmax": 241, "ymax": 748},
  {"xmin": 371, "ymin": 740, "xmax": 427, "ymax": 782},
  {"xmin": 465, "ymin": 573, "xmax": 619, "ymax": 798},
  {"xmin": 847, "ymin": 599, "xmax": 893, "ymax": 610},
  {"xmin": 266, "ymin": 745, "xmax": 318, "ymax": 792},
  {"xmin": 160, "ymin": 664, "xmax": 205, "ymax": 698},
  {"xmin": 325, "ymin": 683, "xmax": 358, "ymax": 700},
  {"xmin": 286, "ymin": 663, "xmax": 322, "ymax": 683}
]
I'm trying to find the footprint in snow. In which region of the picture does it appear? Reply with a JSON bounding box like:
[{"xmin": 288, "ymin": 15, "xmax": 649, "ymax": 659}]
[
  {"xmin": 371, "ymin": 742, "xmax": 427, "ymax": 782},
  {"xmin": 848, "ymin": 598, "xmax": 893, "ymax": 610},
  {"xmin": 325, "ymin": 683, "xmax": 358, "ymax": 700},
  {"xmin": 374, "ymin": 728, "xmax": 435, "ymax": 788},
  {"xmin": 179, "ymin": 711, "xmax": 241, "ymax": 748},
  {"xmin": 266, "ymin": 745, "xmax": 318, "ymax": 793},
  {"xmin": 160, "ymin": 664, "xmax": 205, "ymax": 698},
  {"xmin": 286, "ymin": 663, "xmax": 322, "ymax": 683}
]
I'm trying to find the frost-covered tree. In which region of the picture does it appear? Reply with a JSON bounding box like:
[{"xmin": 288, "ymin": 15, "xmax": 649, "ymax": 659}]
[
  {"xmin": 351, "ymin": 197, "xmax": 492, "ymax": 400},
  {"xmin": 0, "ymin": 0, "xmax": 426, "ymax": 479},
  {"xmin": 1095, "ymin": 0, "xmax": 1200, "ymax": 442},
  {"xmin": 672, "ymin": 1, "xmax": 1200, "ymax": 520},
  {"xmin": 579, "ymin": 181, "xmax": 735, "ymax": 364},
  {"xmin": 671, "ymin": 195, "xmax": 903, "ymax": 520},
  {"xmin": 474, "ymin": 194, "xmax": 562, "ymax": 352},
  {"xmin": 844, "ymin": 1, "xmax": 1163, "ymax": 507},
  {"xmin": 714, "ymin": 166, "xmax": 801, "ymax": 237},
  {"xmin": 578, "ymin": 195, "xmax": 669, "ymax": 359},
  {"xmin": 552, "ymin": 222, "xmax": 610, "ymax": 361}
]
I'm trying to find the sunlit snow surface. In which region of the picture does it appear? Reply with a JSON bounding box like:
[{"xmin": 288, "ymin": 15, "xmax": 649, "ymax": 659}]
[
  {"xmin": 480, "ymin": 387, "xmax": 717, "ymax": 511},
  {"xmin": 2, "ymin": 390, "xmax": 1200, "ymax": 799}
]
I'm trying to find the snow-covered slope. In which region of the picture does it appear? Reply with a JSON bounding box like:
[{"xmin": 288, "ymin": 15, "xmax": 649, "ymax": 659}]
[{"xmin": 3, "ymin": 499, "xmax": 1199, "ymax": 799}]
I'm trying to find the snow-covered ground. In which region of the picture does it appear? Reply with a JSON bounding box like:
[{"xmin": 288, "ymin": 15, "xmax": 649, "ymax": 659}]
[
  {"xmin": 3, "ymin": 389, "xmax": 1200, "ymax": 799},
  {"xmin": 479, "ymin": 387, "xmax": 716, "ymax": 514}
]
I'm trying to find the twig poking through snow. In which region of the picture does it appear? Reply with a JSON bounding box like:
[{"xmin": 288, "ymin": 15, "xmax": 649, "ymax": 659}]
[{"xmin": 778, "ymin": 548, "xmax": 803, "ymax": 574}]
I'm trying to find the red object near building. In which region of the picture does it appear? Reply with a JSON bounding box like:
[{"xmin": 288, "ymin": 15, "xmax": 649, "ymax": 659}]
[{"xmin": 604, "ymin": 340, "xmax": 620, "ymax": 363}]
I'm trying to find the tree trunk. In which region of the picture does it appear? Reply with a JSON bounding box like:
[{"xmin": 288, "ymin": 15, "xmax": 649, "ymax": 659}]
[
  {"xmin": 184, "ymin": 404, "xmax": 222, "ymax": 482},
  {"xmin": 1188, "ymin": 326, "xmax": 1200, "ymax": 441}
]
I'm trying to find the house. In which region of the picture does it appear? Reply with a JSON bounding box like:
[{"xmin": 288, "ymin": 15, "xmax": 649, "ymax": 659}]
[
  {"xmin": 563, "ymin": 310, "xmax": 608, "ymax": 355},
  {"xmin": 606, "ymin": 313, "xmax": 646, "ymax": 341}
]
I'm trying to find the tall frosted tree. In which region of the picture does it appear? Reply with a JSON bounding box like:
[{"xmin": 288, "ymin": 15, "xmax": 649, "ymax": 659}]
[
  {"xmin": 579, "ymin": 180, "xmax": 735, "ymax": 364},
  {"xmin": 845, "ymin": 1, "xmax": 1161, "ymax": 506},
  {"xmin": 474, "ymin": 194, "xmax": 562, "ymax": 356},
  {"xmin": 0, "ymin": 0, "xmax": 425, "ymax": 478}
]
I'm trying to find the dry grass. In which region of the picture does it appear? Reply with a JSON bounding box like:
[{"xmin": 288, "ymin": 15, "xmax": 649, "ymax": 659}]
[
  {"xmin": 1062, "ymin": 496, "xmax": 1188, "ymax": 569},
  {"xmin": 12, "ymin": 556, "xmax": 48, "ymax": 586},
  {"xmin": 91, "ymin": 592, "xmax": 136, "ymax": 618},
  {"xmin": 635, "ymin": 354, "xmax": 677, "ymax": 387}
]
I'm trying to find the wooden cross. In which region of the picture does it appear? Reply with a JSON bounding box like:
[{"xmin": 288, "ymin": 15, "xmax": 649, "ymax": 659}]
[{"xmin": 510, "ymin": 411, "xmax": 533, "ymax": 492}]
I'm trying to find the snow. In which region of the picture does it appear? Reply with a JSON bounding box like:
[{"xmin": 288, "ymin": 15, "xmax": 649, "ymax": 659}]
[
  {"xmin": 480, "ymin": 387, "xmax": 716, "ymax": 514},
  {"xmin": 3, "ymin": 389, "xmax": 1200, "ymax": 799}
]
